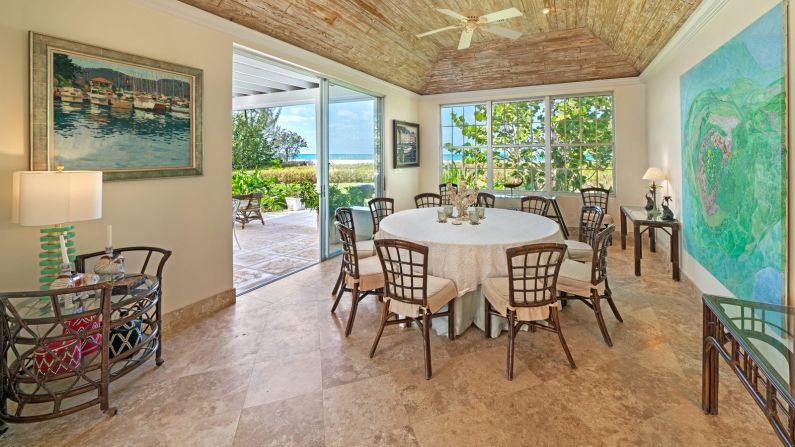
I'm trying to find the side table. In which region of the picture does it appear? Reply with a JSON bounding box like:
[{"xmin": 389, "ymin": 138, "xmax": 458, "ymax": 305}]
[{"xmin": 620, "ymin": 205, "xmax": 680, "ymax": 281}]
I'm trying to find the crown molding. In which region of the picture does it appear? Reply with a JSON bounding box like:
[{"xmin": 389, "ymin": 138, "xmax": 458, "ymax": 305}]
[
  {"xmin": 640, "ymin": 0, "xmax": 730, "ymax": 79},
  {"xmin": 419, "ymin": 77, "xmax": 643, "ymax": 103},
  {"xmin": 129, "ymin": 0, "xmax": 420, "ymax": 98}
]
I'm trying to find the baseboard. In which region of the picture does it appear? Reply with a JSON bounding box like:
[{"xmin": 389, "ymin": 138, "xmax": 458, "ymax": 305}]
[{"xmin": 162, "ymin": 288, "xmax": 236, "ymax": 337}]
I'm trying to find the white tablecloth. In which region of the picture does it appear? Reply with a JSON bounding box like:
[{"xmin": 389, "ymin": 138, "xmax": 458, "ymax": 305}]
[{"xmin": 378, "ymin": 207, "xmax": 564, "ymax": 337}]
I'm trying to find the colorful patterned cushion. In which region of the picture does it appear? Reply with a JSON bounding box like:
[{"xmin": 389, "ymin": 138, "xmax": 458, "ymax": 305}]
[
  {"xmin": 64, "ymin": 315, "xmax": 102, "ymax": 356},
  {"xmin": 109, "ymin": 318, "xmax": 143, "ymax": 359},
  {"xmin": 33, "ymin": 339, "xmax": 81, "ymax": 376}
]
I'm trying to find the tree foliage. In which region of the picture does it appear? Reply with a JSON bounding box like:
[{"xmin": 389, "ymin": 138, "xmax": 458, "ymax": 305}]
[
  {"xmin": 232, "ymin": 108, "xmax": 281, "ymax": 170},
  {"xmin": 270, "ymin": 128, "xmax": 307, "ymax": 163},
  {"xmin": 442, "ymin": 95, "xmax": 614, "ymax": 192},
  {"xmin": 53, "ymin": 53, "xmax": 83, "ymax": 87}
]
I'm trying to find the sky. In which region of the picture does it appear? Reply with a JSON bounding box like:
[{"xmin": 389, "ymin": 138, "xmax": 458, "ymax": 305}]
[{"xmin": 275, "ymin": 99, "xmax": 375, "ymax": 155}]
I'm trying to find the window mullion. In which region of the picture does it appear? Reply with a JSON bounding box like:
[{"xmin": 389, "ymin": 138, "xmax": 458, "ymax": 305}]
[
  {"xmin": 486, "ymin": 100, "xmax": 493, "ymax": 191},
  {"xmin": 544, "ymin": 95, "xmax": 552, "ymax": 195}
]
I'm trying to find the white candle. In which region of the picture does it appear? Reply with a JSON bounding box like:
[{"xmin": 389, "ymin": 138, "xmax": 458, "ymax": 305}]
[
  {"xmin": 59, "ymin": 235, "xmax": 70, "ymax": 266},
  {"xmin": 106, "ymin": 225, "xmax": 112, "ymax": 248}
]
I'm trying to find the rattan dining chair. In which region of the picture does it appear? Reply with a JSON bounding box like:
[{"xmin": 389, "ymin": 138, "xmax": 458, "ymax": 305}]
[
  {"xmin": 331, "ymin": 207, "xmax": 375, "ymax": 299},
  {"xmin": 564, "ymin": 205, "xmax": 605, "ymax": 262},
  {"xmin": 414, "ymin": 193, "xmax": 442, "ymax": 208},
  {"xmin": 439, "ymin": 183, "xmax": 457, "ymax": 205},
  {"xmin": 370, "ymin": 239, "xmax": 458, "ymax": 380},
  {"xmin": 483, "ymin": 243, "xmax": 573, "ymax": 379},
  {"xmin": 368, "ymin": 197, "xmax": 394, "ymax": 235},
  {"xmin": 557, "ymin": 225, "xmax": 622, "ymax": 346},
  {"xmin": 520, "ymin": 195, "xmax": 550, "ymax": 216},
  {"xmin": 332, "ymin": 223, "xmax": 384, "ymax": 337},
  {"xmin": 476, "ymin": 192, "xmax": 496, "ymax": 208},
  {"xmin": 581, "ymin": 187, "xmax": 613, "ymax": 225}
]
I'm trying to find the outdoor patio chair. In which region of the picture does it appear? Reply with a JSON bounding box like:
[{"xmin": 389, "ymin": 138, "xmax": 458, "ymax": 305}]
[{"xmin": 234, "ymin": 192, "xmax": 264, "ymax": 229}]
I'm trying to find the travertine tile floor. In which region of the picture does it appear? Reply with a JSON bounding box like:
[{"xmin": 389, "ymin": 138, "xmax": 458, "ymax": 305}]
[{"xmin": 3, "ymin": 243, "xmax": 780, "ymax": 446}]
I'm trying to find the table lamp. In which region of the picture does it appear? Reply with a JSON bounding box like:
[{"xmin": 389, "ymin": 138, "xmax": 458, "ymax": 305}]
[
  {"xmin": 11, "ymin": 167, "xmax": 102, "ymax": 289},
  {"xmin": 642, "ymin": 167, "xmax": 666, "ymax": 218}
]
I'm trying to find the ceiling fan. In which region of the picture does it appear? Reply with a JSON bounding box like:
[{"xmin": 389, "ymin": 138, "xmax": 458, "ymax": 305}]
[{"xmin": 416, "ymin": 7, "xmax": 524, "ymax": 50}]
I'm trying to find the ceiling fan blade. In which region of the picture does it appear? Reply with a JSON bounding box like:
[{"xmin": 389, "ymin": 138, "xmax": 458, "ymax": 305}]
[
  {"xmin": 480, "ymin": 7, "xmax": 523, "ymax": 23},
  {"xmin": 486, "ymin": 25, "xmax": 522, "ymax": 40},
  {"xmin": 436, "ymin": 8, "xmax": 467, "ymax": 21},
  {"xmin": 416, "ymin": 25, "xmax": 459, "ymax": 38},
  {"xmin": 458, "ymin": 28, "xmax": 474, "ymax": 50}
]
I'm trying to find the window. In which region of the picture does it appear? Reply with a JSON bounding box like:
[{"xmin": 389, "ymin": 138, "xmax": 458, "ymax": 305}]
[
  {"xmin": 550, "ymin": 95, "xmax": 614, "ymax": 192},
  {"xmin": 441, "ymin": 104, "xmax": 488, "ymax": 189},
  {"xmin": 440, "ymin": 94, "xmax": 615, "ymax": 193}
]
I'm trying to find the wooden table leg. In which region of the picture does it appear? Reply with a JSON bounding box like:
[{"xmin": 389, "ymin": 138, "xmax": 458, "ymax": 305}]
[
  {"xmin": 649, "ymin": 227, "xmax": 656, "ymax": 252},
  {"xmin": 620, "ymin": 209, "xmax": 627, "ymax": 250},
  {"xmin": 671, "ymin": 226, "xmax": 680, "ymax": 281},
  {"xmin": 702, "ymin": 302, "xmax": 719, "ymax": 414},
  {"xmin": 634, "ymin": 225, "xmax": 642, "ymax": 276}
]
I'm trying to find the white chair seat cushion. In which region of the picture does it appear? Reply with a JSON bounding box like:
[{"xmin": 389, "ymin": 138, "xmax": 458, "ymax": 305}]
[
  {"xmin": 345, "ymin": 256, "xmax": 384, "ymax": 291},
  {"xmin": 602, "ymin": 214, "xmax": 614, "ymax": 225},
  {"xmin": 557, "ymin": 259, "xmax": 604, "ymax": 297},
  {"xmin": 356, "ymin": 239, "xmax": 375, "ymax": 258},
  {"xmin": 483, "ymin": 277, "xmax": 555, "ymax": 322},
  {"xmin": 388, "ymin": 275, "xmax": 458, "ymax": 318},
  {"xmin": 564, "ymin": 240, "xmax": 593, "ymax": 262}
]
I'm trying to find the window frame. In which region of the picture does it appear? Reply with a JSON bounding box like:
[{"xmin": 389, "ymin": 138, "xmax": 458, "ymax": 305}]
[{"xmin": 439, "ymin": 92, "xmax": 616, "ymax": 196}]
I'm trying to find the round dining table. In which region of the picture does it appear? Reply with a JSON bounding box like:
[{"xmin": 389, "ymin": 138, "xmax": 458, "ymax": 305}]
[{"xmin": 378, "ymin": 207, "xmax": 565, "ymax": 337}]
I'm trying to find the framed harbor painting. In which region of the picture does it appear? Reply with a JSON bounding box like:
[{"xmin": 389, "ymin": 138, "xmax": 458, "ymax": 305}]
[
  {"xmin": 30, "ymin": 32, "xmax": 203, "ymax": 180},
  {"xmin": 680, "ymin": 2, "xmax": 788, "ymax": 305},
  {"xmin": 393, "ymin": 120, "xmax": 420, "ymax": 168}
]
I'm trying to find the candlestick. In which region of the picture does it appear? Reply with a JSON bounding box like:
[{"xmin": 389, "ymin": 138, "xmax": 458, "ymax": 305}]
[
  {"xmin": 106, "ymin": 225, "xmax": 112, "ymax": 248},
  {"xmin": 59, "ymin": 234, "xmax": 70, "ymax": 266}
]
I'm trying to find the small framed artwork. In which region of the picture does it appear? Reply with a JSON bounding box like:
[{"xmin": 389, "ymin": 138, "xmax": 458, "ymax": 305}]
[
  {"xmin": 393, "ymin": 120, "xmax": 420, "ymax": 168},
  {"xmin": 30, "ymin": 32, "xmax": 203, "ymax": 181}
]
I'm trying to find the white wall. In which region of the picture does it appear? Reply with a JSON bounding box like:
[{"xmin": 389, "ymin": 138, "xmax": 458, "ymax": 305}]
[
  {"xmin": 0, "ymin": 0, "xmax": 420, "ymax": 313},
  {"xmin": 642, "ymin": 0, "xmax": 792, "ymax": 297},
  {"xmin": 417, "ymin": 78, "xmax": 648, "ymax": 225}
]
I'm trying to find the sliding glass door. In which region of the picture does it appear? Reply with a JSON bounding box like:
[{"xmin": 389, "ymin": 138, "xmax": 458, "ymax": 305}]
[{"xmin": 321, "ymin": 81, "xmax": 383, "ymax": 257}]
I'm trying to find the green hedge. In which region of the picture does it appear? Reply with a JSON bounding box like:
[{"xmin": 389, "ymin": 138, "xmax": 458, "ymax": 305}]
[{"xmin": 235, "ymin": 163, "xmax": 374, "ymax": 185}]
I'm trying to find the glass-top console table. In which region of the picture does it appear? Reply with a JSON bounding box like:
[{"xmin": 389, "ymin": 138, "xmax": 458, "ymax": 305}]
[{"xmin": 703, "ymin": 295, "xmax": 795, "ymax": 446}]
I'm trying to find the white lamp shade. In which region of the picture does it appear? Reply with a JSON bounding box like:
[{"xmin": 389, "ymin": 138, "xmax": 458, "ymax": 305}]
[
  {"xmin": 642, "ymin": 167, "xmax": 667, "ymax": 182},
  {"xmin": 11, "ymin": 171, "xmax": 102, "ymax": 226}
]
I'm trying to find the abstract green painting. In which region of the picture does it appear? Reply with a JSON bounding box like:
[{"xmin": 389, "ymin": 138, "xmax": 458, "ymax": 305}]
[{"xmin": 680, "ymin": 3, "xmax": 787, "ymax": 304}]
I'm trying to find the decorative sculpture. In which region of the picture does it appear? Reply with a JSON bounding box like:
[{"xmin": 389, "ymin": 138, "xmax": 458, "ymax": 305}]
[
  {"xmin": 662, "ymin": 196, "xmax": 675, "ymax": 221},
  {"xmin": 644, "ymin": 192, "xmax": 655, "ymax": 213},
  {"xmin": 447, "ymin": 182, "xmax": 479, "ymax": 223}
]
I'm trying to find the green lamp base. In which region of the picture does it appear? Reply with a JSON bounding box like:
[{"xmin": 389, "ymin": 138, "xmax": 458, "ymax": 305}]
[{"xmin": 38, "ymin": 225, "xmax": 75, "ymax": 290}]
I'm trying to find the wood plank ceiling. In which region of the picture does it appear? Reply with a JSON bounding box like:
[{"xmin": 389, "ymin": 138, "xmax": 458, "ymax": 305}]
[{"xmin": 180, "ymin": 0, "xmax": 702, "ymax": 94}]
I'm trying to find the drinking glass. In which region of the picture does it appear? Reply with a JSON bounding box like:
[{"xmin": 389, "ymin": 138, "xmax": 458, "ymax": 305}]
[
  {"xmin": 443, "ymin": 204, "xmax": 454, "ymax": 218},
  {"xmin": 468, "ymin": 209, "xmax": 480, "ymax": 224},
  {"xmin": 476, "ymin": 206, "xmax": 485, "ymax": 219},
  {"xmin": 437, "ymin": 209, "xmax": 447, "ymax": 223}
]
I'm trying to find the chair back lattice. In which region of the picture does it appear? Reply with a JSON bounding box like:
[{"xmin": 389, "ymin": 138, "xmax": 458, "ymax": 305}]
[
  {"xmin": 506, "ymin": 243, "xmax": 567, "ymax": 309},
  {"xmin": 374, "ymin": 239, "xmax": 429, "ymax": 308},
  {"xmin": 521, "ymin": 195, "xmax": 550, "ymax": 216},
  {"xmin": 439, "ymin": 183, "xmax": 457, "ymax": 205},
  {"xmin": 336, "ymin": 222, "xmax": 362, "ymax": 280},
  {"xmin": 578, "ymin": 205, "xmax": 605, "ymax": 246},
  {"xmin": 0, "ymin": 282, "xmax": 113, "ymax": 422},
  {"xmin": 368, "ymin": 197, "xmax": 394, "ymax": 234},
  {"xmin": 414, "ymin": 193, "xmax": 442, "ymax": 208},
  {"xmin": 590, "ymin": 225, "xmax": 615, "ymax": 285},
  {"xmin": 476, "ymin": 192, "xmax": 496, "ymax": 208},
  {"xmin": 335, "ymin": 207, "xmax": 355, "ymax": 232},
  {"xmin": 581, "ymin": 187, "xmax": 609, "ymax": 210}
]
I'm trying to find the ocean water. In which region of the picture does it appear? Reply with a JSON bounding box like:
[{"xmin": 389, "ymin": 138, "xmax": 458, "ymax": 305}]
[
  {"xmin": 294, "ymin": 153, "xmax": 464, "ymax": 162},
  {"xmin": 53, "ymin": 101, "xmax": 191, "ymax": 170}
]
